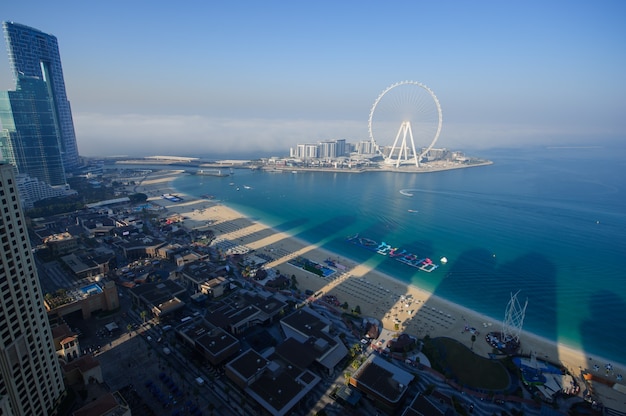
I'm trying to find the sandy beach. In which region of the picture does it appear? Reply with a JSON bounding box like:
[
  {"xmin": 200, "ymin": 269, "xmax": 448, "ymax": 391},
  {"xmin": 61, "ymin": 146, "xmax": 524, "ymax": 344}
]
[{"xmin": 131, "ymin": 169, "xmax": 625, "ymax": 408}]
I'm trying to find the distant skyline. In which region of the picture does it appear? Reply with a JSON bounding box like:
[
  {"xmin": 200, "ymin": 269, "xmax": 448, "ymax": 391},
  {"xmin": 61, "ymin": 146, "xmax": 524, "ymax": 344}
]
[{"xmin": 1, "ymin": 1, "xmax": 625, "ymax": 158}]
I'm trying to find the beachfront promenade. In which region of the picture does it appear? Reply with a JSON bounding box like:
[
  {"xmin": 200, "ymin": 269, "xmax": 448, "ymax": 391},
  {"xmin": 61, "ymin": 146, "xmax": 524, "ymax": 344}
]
[{"xmin": 132, "ymin": 169, "xmax": 626, "ymax": 411}]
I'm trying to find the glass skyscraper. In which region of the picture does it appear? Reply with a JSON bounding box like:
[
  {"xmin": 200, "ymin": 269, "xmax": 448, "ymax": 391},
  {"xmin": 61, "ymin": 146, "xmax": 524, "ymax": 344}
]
[
  {"xmin": 0, "ymin": 76, "xmax": 67, "ymax": 186},
  {"xmin": 2, "ymin": 21, "xmax": 80, "ymax": 171}
]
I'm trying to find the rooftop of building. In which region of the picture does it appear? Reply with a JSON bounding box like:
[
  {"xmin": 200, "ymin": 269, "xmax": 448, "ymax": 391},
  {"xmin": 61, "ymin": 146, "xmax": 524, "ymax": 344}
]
[
  {"xmin": 180, "ymin": 260, "xmax": 223, "ymax": 281},
  {"xmin": 114, "ymin": 236, "xmax": 166, "ymax": 249},
  {"xmin": 226, "ymin": 348, "xmax": 270, "ymax": 381},
  {"xmin": 282, "ymin": 307, "xmax": 329, "ymax": 333},
  {"xmin": 245, "ymin": 355, "xmax": 320, "ymax": 416},
  {"xmin": 274, "ymin": 337, "xmax": 319, "ymax": 369},
  {"xmin": 72, "ymin": 391, "xmax": 128, "ymax": 416},
  {"xmin": 180, "ymin": 319, "xmax": 239, "ymax": 356},
  {"xmin": 51, "ymin": 323, "xmax": 74, "ymax": 341},
  {"xmin": 205, "ymin": 289, "xmax": 287, "ymax": 328},
  {"xmin": 62, "ymin": 354, "xmax": 101, "ymax": 374},
  {"xmin": 128, "ymin": 279, "xmax": 186, "ymax": 311},
  {"xmin": 351, "ymin": 354, "xmax": 414, "ymax": 404},
  {"xmin": 42, "ymin": 231, "xmax": 74, "ymax": 242}
]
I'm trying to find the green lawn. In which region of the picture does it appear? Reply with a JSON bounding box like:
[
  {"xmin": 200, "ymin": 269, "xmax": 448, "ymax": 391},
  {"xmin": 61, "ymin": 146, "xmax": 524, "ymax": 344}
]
[{"xmin": 425, "ymin": 337, "xmax": 511, "ymax": 391}]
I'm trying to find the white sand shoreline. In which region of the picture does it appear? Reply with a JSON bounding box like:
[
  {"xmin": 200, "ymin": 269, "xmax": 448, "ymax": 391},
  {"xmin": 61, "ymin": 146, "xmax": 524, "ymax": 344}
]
[{"xmin": 129, "ymin": 169, "xmax": 625, "ymax": 405}]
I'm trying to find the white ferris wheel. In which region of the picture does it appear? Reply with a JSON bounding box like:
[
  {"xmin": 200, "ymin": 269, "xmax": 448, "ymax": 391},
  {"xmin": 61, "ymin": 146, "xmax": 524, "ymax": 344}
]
[{"xmin": 368, "ymin": 81, "xmax": 443, "ymax": 167}]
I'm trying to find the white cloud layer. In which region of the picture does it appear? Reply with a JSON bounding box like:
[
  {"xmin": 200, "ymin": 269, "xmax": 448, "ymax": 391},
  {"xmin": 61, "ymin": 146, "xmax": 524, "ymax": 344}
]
[
  {"xmin": 74, "ymin": 113, "xmax": 368, "ymax": 158},
  {"xmin": 74, "ymin": 112, "xmax": 615, "ymax": 159}
]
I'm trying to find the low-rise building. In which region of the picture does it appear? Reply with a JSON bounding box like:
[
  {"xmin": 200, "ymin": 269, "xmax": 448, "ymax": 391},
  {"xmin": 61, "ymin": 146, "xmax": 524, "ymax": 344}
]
[
  {"xmin": 115, "ymin": 236, "xmax": 166, "ymax": 259},
  {"xmin": 62, "ymin": 354, "xmax": 103, "ymax": 386},
  {"xmin": 349, "ymin": 354, "xmax": 414, "ymax": 413},
  {"xmin": 280, "ymin": 306, "xmax": 348, "ymax": 374},
  {"xmin": 46, "ymin": 280, "xmax": 119, "ymax": 320},
  {"xmin": 206, "ymin": 290, "xmax": 287, "ymax": 335},
  {"xmin": 127, "ymin": 279, "xmax": 186, "ymax": 318},
  {"xmin": 199, "ymin": 276, "xmax": 229, "ymax": 298},
  {"xmin": 60, "ymin": 250, "xmax": 114, "ymax": 279},
  {"xmin": 225, "ymin": 348, "xmax": 321, "ymax": 416},
  {"xmin": 156, "ymin": 242, "xmax": 185, "ymax": 260},
  {"xmin": 387, "ymin": 333, "xmax": 418, "ymax": 353},
  {"xmin": 51, "ymin": 323, "xmax": 80, "ymax": 362},
  {"xmin": 78, "ymin": 213, "xmax": 117, "ymax": 237},
  {"xmin": 177, "ymin": 261, "xmax": 223, "ymax": 292},
  {"xmin": 71, "ymin": 391, "xmax": 130, "ymax": 416},
  {"xmin": 174, "ymin": 250, "xmax": 207, "ymax": 267},
  {"xmin": 43, "ymin": 231, "xmax": 78, "ymax": 256},
  {"xmin": 178, "ymin": 318, "xmax": 240, "ymax": 366}
]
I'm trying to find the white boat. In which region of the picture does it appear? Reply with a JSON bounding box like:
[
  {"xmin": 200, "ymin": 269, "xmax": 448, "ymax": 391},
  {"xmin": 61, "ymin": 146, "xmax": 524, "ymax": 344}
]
[{"xmin": 440, "ymin": 257, "xmax": 448, "ymax": 264}]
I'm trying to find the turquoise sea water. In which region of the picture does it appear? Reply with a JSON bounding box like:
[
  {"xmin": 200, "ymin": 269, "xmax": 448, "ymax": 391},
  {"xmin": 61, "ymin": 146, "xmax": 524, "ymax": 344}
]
[{"xmin": 172, "ymin": 146, "xmax": 626, "ymax": 364}]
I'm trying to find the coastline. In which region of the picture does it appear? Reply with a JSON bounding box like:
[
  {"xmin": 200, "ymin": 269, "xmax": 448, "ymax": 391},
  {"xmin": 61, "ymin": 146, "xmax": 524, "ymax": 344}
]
[
  {"xmin": 108, "ymin": 157, "xmax": 493, "ymax": 174},
  {"xmin": 132, "ymin": 169, "xmax": 625, "ymax": 402}
]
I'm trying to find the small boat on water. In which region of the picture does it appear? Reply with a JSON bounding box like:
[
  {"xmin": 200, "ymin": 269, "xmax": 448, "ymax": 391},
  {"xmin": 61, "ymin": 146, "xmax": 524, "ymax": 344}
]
[
  {"xmin": 408, "ymin": 209, "xmax": 418, "ymax": 213},
  {"xmin": 440, "ymin": 257, "xmax": 448, "ymax": 264},
  {"xmin": 196, "ymin": 169, "xmax": 229, "ymax": 177}
]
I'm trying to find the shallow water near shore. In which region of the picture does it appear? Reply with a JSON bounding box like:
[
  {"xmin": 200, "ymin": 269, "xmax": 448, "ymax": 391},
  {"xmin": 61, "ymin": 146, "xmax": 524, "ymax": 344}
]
[{"xmin": 172, "ymin": 145, "xmax": 626, "ymax": 364}]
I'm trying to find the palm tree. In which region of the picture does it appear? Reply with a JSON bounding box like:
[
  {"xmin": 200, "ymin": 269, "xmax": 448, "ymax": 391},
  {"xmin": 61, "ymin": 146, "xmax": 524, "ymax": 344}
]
[
  {"xmin": 343, "ymin": 372, "xmax": 352, "ymax": 385},
  {"xmin": 290, "ymin": 274, "xmax": 298, "ymax": 289},
  {"xmin": 140, "ymin": 310, "xmax": 148, "ymax": 324}
]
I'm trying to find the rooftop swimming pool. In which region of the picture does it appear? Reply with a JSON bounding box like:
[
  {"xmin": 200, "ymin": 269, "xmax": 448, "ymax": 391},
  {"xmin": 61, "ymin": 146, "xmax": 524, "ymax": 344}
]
[
  {"xmin": 80, "ymin": 283, "xmax": 103, "ymax": 296},
  {"xmin": 133, "ymin": 203, "xmax": 152, "ymax": 211}
]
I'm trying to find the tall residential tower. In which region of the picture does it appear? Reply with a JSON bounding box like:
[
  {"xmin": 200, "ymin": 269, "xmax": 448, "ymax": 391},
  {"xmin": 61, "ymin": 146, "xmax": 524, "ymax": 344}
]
[
  {"xmin": 0, "ymin": 163, "xmax": 65, "ymax": 414},
  {"xmin": 2, "ymin": 21, "xmax": 80, "ymax": 171}
]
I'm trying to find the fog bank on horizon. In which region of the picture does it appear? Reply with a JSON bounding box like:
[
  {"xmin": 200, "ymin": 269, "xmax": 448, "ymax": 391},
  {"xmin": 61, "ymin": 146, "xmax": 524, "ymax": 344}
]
[{"xmin": 75, "ymin": 112, "xmax": 619, "ymax": 159}]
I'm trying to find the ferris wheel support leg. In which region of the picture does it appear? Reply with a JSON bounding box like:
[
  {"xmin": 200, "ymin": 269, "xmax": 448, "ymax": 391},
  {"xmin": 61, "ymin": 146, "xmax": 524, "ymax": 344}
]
[
  {"xmin": 406, "ymin": 122, "xmax": 420, "ymax": 167},
  {"xmin": 389, "ymin": 123, "xmax": 404, "ymax": 167}
]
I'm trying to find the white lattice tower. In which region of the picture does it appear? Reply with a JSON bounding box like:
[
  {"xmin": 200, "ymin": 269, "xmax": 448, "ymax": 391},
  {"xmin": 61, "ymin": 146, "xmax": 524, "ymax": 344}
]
[{"xmin": 502, "ymin": 291, "xmax": 528, "ymax": 343}]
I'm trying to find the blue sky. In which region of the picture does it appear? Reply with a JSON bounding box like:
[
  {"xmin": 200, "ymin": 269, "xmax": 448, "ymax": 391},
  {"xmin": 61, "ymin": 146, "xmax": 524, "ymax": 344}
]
[{"xmin": 1, "ymin": 1, "xmax": 625, "ymax": 157}]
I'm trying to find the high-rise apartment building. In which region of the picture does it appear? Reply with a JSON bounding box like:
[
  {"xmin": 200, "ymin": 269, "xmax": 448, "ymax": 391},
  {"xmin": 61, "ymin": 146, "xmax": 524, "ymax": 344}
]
[
  {"xmin": 2, "ymin": 21, "xmax": 80, "ymax": 171},
  {"xmin": 0, "ymin": 163, "xmax": 65, "ymax": 415}
]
